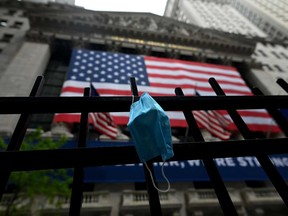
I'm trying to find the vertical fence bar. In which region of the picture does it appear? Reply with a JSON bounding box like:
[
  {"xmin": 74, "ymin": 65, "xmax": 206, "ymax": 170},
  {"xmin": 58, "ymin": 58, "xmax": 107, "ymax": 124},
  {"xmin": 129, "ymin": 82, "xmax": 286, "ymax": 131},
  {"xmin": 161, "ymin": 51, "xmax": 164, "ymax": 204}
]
[
  {"xmin": 277, "ymin": 78, "xmax": 288, "ymax": 93},
  {"xmin": 209, "ymin": 77, "xmax": 288, "ymax": 209},
  {"xmin": 175, "ymin": 87, "xmax": 238, "ymax": 216},
  {"xmin": 252, "ymin": 87, "xmax": 288, "ymax": 136},
  {"xmin": 69, "ymin": 87, "xmax": 90, "ymax": 216},
  {"xmin": 130, "ymin": 77, "xmax": 163, "ymax": 216},
  {"xmin": 276, "ymin": 78, "xmax": 288, "ymax": 134},
  {"xmin": 0, "ymin": 76, "xmax": 44, "ymax": 200}
]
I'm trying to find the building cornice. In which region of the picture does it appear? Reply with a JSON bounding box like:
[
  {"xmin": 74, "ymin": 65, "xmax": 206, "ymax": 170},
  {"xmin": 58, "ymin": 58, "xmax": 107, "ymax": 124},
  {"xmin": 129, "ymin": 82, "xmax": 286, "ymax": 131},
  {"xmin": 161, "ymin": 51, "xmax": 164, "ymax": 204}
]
[{"xmin": 2, "ymin": 0, "xmax": 257, "ymax": 64}]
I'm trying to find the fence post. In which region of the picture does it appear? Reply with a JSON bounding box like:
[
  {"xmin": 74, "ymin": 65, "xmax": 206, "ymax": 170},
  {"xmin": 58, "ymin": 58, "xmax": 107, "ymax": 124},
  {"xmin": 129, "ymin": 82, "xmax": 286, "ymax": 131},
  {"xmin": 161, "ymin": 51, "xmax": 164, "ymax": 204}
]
[
  {"xmin": 0, "ymin": 76, "xmax": 44, "ymax": 200},
  {"xmin": 69, "ymin": 87, "xmax": 90, "ymax": 216},
  {"xmin": 175, "ymin": 87, "xmax": 238, "ymax": 216},
  {"xmin": 209, "ymin": 77, "xmax": 288, "ymax": 209},
  {"xmin": 130, "ymin": 77, "xmax": 163, "ymax": 216}
]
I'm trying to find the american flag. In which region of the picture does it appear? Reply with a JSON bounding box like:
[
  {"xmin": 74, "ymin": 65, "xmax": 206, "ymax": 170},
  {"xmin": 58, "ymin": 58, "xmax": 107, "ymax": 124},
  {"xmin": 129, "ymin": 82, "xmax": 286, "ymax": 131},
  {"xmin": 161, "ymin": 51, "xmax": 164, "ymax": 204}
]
[
  {"xmin": 89, "ymin": 83, "xmax": 118, "ymax": 139},
  {"xmin": 54, "ymin": 49, "xmax": 280, "ymax": 134}
]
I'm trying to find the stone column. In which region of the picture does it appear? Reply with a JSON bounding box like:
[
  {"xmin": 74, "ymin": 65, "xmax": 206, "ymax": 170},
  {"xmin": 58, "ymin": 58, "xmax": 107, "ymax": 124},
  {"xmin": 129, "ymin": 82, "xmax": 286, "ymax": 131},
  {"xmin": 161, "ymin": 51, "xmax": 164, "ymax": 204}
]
[{"xmin": 0, "ymin": 42, "xmax": 50, "ymax": 135}]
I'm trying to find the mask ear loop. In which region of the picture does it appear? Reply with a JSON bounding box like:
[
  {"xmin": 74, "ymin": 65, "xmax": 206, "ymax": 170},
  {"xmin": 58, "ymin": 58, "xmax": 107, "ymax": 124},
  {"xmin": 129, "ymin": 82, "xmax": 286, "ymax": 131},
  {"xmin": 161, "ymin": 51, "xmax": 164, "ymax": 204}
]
[
  {"xmin": 144, "ymin": 161, "xmax": 170, "ymax": 193},
  {"xmin": 131, "ymin": 95, "xmax": 135, "ymax": 105}
]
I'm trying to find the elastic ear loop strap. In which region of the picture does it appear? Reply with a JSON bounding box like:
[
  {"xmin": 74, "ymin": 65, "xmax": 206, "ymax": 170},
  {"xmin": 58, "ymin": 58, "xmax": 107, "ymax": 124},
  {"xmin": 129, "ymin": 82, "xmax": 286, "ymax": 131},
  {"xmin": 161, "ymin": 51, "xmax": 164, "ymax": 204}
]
[{"xmin": 144, "ymin": 161, "xmax": 170, "ymax": 193}]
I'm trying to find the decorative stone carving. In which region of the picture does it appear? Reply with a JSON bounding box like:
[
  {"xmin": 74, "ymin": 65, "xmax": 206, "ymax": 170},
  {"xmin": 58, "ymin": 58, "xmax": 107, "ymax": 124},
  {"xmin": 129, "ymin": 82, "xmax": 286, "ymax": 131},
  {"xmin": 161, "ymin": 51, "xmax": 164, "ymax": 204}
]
[{"xmin": 2, "ymin": 0, "xmax": 256, "ymax": 57}]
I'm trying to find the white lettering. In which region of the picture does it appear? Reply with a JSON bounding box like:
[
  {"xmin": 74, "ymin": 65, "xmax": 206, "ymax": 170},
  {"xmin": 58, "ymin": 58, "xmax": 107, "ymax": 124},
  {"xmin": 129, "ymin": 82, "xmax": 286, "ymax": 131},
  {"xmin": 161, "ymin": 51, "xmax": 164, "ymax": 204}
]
[
  {"xmin": 283, "ymin": 158, "xmax": 288, "ymax": 166},
  {"xmin": 155, "ymin": 162, "xmax": 169, "ymax": 166},
  {"xmin": 153, "ymin": 162, "xmax": 159, "ymax": 166},
  {"xmin": 180, "ymin": 162, "xmax": 185, "ymax": 168},
  {"xmin": 125, "ymin": 164, "xmax": 136, "ymax": 167},
  {"xmin": 245, "ymin": 157, "xmax": 260, "ymax": 167},
  {"xmin": 237, "ymin": 157, "xmax": 260, "ymax": 167},
  {"xmin": 169, "ymin": 161, "xmax": 180, "ymax": 166},
  {"xmin": 226, "ymin": 158, "xmax": 236, "ymax": 167},
  {"xmin": 271, "ymin": 158, "xmax": 286, "ymax": 167},
  {"xmin": 237, "ymin": 157, "xmax": 247, "ymax": 167},
  {"xmin": 215, "ymin": 158, "xmax": 227, "ymax": 166},
  {"xmin": 187, "ymin": 160, "xmax": 201, "ymax": 166}
]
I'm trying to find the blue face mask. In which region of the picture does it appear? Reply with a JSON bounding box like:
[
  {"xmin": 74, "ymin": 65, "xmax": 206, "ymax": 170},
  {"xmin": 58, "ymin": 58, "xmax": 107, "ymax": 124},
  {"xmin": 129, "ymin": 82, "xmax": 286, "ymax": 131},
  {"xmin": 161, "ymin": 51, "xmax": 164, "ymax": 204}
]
[
  {"xmin": 128, "ymin": 92, "xmax": 174, "ymax": 192},
  {"xmin": 127, "ymin": 92, "xmax": 174, "ymax": 163}
]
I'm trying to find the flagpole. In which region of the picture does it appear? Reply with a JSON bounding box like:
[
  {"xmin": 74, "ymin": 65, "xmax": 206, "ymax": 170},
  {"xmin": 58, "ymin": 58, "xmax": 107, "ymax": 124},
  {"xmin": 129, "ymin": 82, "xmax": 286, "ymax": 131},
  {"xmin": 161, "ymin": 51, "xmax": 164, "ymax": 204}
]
[
  {"xmin": 184, "ymin": 83, "xmax": 198, "ymax": 141},
  {"xmin": 266, "ymin": 119, "xmax": 273, "ymax": 138}
]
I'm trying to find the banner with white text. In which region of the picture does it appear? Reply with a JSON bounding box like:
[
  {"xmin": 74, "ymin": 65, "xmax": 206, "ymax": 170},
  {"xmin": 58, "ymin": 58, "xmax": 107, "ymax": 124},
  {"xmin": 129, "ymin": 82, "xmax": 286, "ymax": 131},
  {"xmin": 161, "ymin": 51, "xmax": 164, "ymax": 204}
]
[{"xmin": 63, "ymin": 141, "xmax": 288, "ymax": 182}]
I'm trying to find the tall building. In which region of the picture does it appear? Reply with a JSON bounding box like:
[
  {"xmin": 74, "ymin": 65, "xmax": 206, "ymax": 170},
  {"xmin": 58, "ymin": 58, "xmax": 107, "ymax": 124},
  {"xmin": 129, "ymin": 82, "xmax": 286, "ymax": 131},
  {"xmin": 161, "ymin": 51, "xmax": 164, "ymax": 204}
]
[
  {"xmin": 0, "ymin": 7, "xmax": 30, "ymax": 77},
  {"xmin": 0, "ymin": 1, "xmax": 287, "ymax": 215},
  {"xmin": 231, "ymin": 0, "xmax": 288, "ymax": 42},
  {"xmin": 164, "ymin": 0, "xmax": 288, "ymax": 98},
  {"xmin": 165, "ymin": 0, "xmax": 288, "ymax": 42},
  {"xmin": 248, "ymin": 42, "xmax": 288, "ymax": 95},
  {"xmin": 165, "ymin": 0, "xmax": 267, "ymax": 38}
]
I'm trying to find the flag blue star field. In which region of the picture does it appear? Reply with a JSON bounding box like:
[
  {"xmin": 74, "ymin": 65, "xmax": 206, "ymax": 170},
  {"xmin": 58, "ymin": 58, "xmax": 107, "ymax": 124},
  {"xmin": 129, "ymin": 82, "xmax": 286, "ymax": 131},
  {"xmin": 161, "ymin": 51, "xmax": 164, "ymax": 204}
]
[{"xmin": 54, "ymin": 49, "xmax": 280, "ymax": 134}]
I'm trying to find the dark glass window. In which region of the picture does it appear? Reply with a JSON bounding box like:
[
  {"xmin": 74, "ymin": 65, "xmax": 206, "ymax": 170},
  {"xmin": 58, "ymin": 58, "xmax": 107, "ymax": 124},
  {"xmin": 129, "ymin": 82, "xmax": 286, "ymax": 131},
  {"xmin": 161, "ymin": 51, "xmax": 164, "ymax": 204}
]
[
  {"xmin": 0, "ymin": 34, "xmax": 13, "ymax": 42},
  {"xmin": 11, "ymin": 21, "xmax": 23, "ymax": 29},
  {"xmin": 28, "ymin": 59, "xmax": 68, "ymax": 130},
  {"xmin": 5, "ymin": 10, "xmax": 17, "ymax": 16}
]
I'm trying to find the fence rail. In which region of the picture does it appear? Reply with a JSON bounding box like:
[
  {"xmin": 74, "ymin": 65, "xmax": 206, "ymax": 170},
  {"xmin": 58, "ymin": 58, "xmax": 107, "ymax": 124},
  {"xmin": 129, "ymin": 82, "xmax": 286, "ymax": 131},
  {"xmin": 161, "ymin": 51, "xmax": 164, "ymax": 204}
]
[
  {"xmin": 0, "ymin": 76, "xmax": 288, "ymax": 216},
  {"xmin": 0, "ymin": 95, "xmax": 288, "ymax": 113}
]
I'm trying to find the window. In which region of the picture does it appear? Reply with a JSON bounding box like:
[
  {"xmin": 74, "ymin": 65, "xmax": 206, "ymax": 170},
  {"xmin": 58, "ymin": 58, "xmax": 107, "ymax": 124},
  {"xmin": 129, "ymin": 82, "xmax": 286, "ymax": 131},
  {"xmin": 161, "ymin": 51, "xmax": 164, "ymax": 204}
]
[
  {"xmin": 5, "ymin": 10, "xmax": 17, "ymax": 16},
  {"xmin": 253, "ymin": 52, "xmax": 258, "ymax": 57},
  {"xmin": 271, "ymin": 51, "xmax": 281, "ymax": 59},
  {"xmin": 280, "ymin": 52, "xmax": 288, "ymax": 59},
  {"xmin": 264, "ymin": 22, "xmax": 270, "ymax": 29},
  {"xmin": 277, "ymin": 31, "xmax": 284, "ymax": 40},
  {"xmin": 29, "ymin": 58, "xmax": 68, "ymax": 130},
  {"xmin": 270, "ymin": 27, "xmax": 276, "ymax": 35},
  {"xmin": 11, "ymin": 21, "xmax": 23, "ymax": 29},
  {"xmin": 258, "ymin": 49, "xmax": 267, "ymax": 57},
  {"xmin": 274, "ymin": 65, "xmax": 284, "ymax": 72},
  {"xmin": 0, "ymin": 19, "xmax": 8, "ymax": 27},
  {"xmin": 0, "ymin": 34, "xmax": 13, "ymax": 42},
  {"xmin": 263, "ymin": 64, "xmax": 272, "ymax": 71}
]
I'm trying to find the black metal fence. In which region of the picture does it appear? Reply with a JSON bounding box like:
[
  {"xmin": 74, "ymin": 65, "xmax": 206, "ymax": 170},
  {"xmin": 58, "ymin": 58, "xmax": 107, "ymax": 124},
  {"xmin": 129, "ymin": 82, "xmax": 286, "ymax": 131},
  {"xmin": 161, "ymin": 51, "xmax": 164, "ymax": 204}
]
[{"xmin": 1, "ymin": 76, "xmax": 288, "ymax": 216}]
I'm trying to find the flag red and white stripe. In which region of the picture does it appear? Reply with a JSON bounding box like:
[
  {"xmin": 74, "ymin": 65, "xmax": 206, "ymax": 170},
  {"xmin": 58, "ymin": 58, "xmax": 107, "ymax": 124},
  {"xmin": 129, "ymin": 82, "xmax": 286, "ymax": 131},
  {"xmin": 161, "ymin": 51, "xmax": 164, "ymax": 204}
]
[
  {"xmin": 89, "ymin": 83, "xmax": 118, "ymax": 139},
  {"xmin": 193, "ymin": 110, "xmax": 231, "ymax": 140},
  {"xmin": 89, "ymin": 112, "xmax": 118, "ymax": 139}
]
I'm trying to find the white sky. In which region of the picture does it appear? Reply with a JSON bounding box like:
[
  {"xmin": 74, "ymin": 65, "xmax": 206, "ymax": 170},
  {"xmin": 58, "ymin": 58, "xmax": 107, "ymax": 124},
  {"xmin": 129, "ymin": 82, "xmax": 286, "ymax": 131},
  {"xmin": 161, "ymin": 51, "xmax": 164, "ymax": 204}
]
[{"xmin": 75, "ymin": 0, "xmax": 167, "ymax": 16}]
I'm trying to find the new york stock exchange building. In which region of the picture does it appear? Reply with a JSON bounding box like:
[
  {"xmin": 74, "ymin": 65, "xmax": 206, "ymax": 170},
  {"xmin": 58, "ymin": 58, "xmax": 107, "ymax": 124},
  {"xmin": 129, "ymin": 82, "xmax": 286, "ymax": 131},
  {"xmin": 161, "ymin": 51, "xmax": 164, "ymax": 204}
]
[{"xmin": 0, "ymin": 0, "xmax": 288, "ymax": 215}]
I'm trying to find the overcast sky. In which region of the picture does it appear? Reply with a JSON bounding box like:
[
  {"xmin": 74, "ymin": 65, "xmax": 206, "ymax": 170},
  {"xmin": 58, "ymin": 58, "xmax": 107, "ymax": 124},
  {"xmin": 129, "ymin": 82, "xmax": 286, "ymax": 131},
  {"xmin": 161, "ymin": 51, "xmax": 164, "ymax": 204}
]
[{"xmin": 75, "ymin": 0, "xmax": 167, "ymax": 16}]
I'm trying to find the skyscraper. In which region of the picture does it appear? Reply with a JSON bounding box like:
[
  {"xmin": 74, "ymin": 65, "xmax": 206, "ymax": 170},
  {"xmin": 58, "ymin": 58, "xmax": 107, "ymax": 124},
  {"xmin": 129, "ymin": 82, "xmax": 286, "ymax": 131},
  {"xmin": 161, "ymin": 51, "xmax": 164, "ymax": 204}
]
[
  {"xmin": 164, "ymin": 0, "xmax": 288, "ymax": 96},
  {"xmin": 165, "ymin": 0, "xmax": 288, "ymax": 42},
  {"xmin": 231, "ymin": 0, "xmax": 288, "ymax": 41},
  {"xmin": 165, "ymin": 0, "xmax": 267, "ymax": 38}
]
